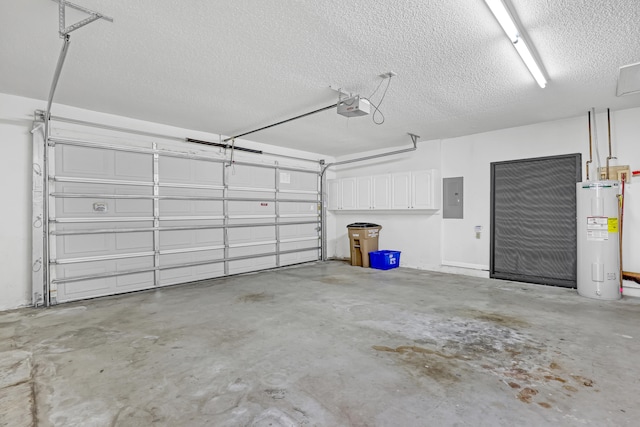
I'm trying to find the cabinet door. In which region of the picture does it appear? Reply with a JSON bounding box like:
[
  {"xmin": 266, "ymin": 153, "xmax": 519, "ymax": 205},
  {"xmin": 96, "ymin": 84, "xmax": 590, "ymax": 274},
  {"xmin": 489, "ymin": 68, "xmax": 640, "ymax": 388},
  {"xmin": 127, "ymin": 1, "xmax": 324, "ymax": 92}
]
[
  {"xmin": 356, "ymin": 176, "xmax": 372, "ymax": 209},
  {"xmin": 412, "ymin": 170, "xmax": 433, "ymax": 209},
  {"xmin": 372, "ymin": 174, "xmax": 391, "ymax": 209},
  {"xmin": 391, "ymin": 172, "xmax": 411, "ymax": 209},
  {"xmin": 341, "ymin": 177, "xmax": 357, "ymax": 210},
  {"xmin": 327, "ymin": 179, "xmax": 340, "ymax": 210}
]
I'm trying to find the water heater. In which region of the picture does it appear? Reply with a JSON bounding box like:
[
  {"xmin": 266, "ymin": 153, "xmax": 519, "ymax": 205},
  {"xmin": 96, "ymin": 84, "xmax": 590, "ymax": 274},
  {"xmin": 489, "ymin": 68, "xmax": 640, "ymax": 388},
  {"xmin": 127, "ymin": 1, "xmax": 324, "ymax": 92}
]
[{"xmin": 576, "ymin": 181, "xmax": 621, "ymax": 300}]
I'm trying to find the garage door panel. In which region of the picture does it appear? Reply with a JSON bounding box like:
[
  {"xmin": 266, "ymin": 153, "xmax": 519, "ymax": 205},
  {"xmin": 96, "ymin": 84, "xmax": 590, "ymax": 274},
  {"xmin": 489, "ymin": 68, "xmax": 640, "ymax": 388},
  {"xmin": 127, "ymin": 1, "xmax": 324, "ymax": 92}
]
[
  {"xmin": 159, "ymin": 199, "xmax": 190, "ymax": 214},
  {"xmin": 115, "ymin": 231, "xmax": 153, "ymax": 251},
  {"xmin": 58, "ymin": 263, "xmax": 110, "ymax": 296},
  {"xmin": 57, "ymin": 221, "xmax": 153, "ymax": 232},
  {"xmin": 59, "ymin": 198, "xmax": 152, "ymax": 217},
  {"xmin": 279, "ymin": 171, "xmax": 317, "ymax": 191},
  {"xmin": 58, "ymin": 258, "xmax": 155, "ymax": 302},
  {"xmin": 279, "ymin": 201, "xmax": 317, "ymax": 215},
  {"xmin": 160, "ymin": 219, "xmax": 223, "ymax": 226},
  {"xmin": 159, "ymin": 157, "xmax": 223, "ymax": 185},
  {"xmin": 60, "ymin": 234, "xmax": 110, "ymax": 255},
  {"xmin": 159, "ymin": 229, "xmax": 224, "ymax": 249},
  {"xmin": 158, "ymin": 157, "xmax": 191, "ymax": 181},
  {"xmin": 56, "ymin": 183, "xmax": 152, "ymax": 217},
  {"xmin": 228, "ymin": 201, "xmax": 275, "ymax": 216},
  {"xmin": 281, "ymin": 244, "xmax": 319, "ymax": 265},
  {"xmin": 227, "ymin": 165, "xmax": 274, "ymax": 188},
  {"xmin": 114, "ymin": 151, "xmax": 152, "ymax": 179},
  {"xmin": 116, "ymin": 271, "xmax": 155, "ymax": 289},
  {"xmin": 62, "ymin": 278, "xmax": 110, "ymax": 300},
  {"xmin": 195, "ymin": 228, "xmax": 224, "ymax": 245},
  {"xmin": 160, "ymin": 230, "xmax": 195, "ymax": 248},
  {"xmin": 280, "ymin": 223, "xmax": 318, "ymax": 239},
  {"xmin": 114, "ymin": 258, "xmax": 155, "ymax": 288},
  {"xmin": 114, "ymin": 200, "xmax": 153, "ymax": 214},
  {"xmin": 229, "ymin": 218, "xmax": 273, "ymax": 225},
  {"xmin": 160, "ymin": 264, "xmax": 225, "ymax": 286},
  {"xmin": 281, "ymin": 252, "xmax": 318, "ymax": 265},
  {"xmin": 227, "ymin": 190, "xmax": 273, "ymax": 199},
  {"xmin": 58, "ymin": 257, "xmax": 154, "ymax": 278},
  {"xmin": 229, "ymin": 255, "xmax": 276, "ymax": 275},
  {"xmin": 55, "ymin": 182, "xmax": 152, "ymax": 195},
  {"xmin": 159, "ymin": 266, "xmax": 193, "ymax": 283},
  {"xmin": 195, "ymin": 263, "xmax": 225, "ymax": 277},
  {"xmin": 56, "ymin": 224, "xmax": 154, "ymax": 256},
  {"xmin": 280, "ymin": 241, "xmax": 318, "ymax": 252},
  {"xmin": 58, "ymin": 145, "xmax": 110, "ymax": 177},
  {"xmin": 159, "ymin": 188, "xmax": 223, "ymax": 197},
  {"xmin": 282, "ymin": 192, "xmax": 317, "ymax": 201},
  {"xmin": 228, "ymin": 226, "xmax": 275, "ymax": 244},
  {"xmin": 194, "ymin": 200, "xmax": 222, "ymax": 214},
  {"xmin": 58, "ymin": 185, "xmax": 108, "ymax": 215},
  {"xmin": 159, "ymin": 250, "xmax": 224, "ymax": 285},
  {"xmin": 159, "ymin": 200, "xmax": 224, "ymax": 216},
  {"xmin": 229, "ymin": 244, "xmax": 276, "ymax": 258},
  {"xmin": 160, "ymin": 250, "xmax": 224, "ymax": 265},
  {"xmin": 194, "ymin": 161, "xmax": 223, "ymax": 185}
]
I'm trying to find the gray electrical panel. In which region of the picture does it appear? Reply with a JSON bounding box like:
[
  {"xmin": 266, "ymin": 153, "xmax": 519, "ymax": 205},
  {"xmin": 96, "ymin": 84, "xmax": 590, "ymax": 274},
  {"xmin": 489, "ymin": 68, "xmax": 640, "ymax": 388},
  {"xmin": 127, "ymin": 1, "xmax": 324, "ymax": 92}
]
[{"xmin": 443, "ymin": 177, "xmax": 463, "ymax": 219}]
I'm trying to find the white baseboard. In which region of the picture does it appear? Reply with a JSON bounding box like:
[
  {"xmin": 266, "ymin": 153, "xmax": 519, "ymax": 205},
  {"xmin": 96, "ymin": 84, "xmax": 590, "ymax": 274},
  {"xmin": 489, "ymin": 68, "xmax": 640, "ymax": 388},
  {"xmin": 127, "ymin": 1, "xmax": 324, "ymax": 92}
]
[
  {"xmin": 421, "ymin": 263, "xmax": 490, "ymax": 278},
  {"xmin": 441, "ymin": 261, "xmax": 490, "ymax": 271}
]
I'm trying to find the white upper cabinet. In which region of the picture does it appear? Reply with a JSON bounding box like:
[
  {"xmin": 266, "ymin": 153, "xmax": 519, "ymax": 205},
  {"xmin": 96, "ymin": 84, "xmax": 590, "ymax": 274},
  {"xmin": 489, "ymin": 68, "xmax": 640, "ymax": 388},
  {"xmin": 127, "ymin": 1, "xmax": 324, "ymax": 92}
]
[
  {"xmin": 354, "ymin": 175, "xmax": 391, "ymax": 209},
  {"xmin": 356, "ymin": 176, "xmax": 372, "ymax": 209},
  {"xmin": 328, "ymin": 170, "xmax": 438, "ymax": 211},
  {"xmin": 372, "ymin": 174, "xmax": 391, "ymax": 209},
  {"xmin": 391, "ymin": 172, "xmax": 412, "ymax": 209},
  {"xmin": 327, "ymin": 179, "xmax": 340, "ymax": 210},
  {"xmin": 412, "ymin": 169, "xmax": 435, "ymax": 209},
  {"xmin": 340, "ymin": 177, "xmax": 357, "ymax": 210}
]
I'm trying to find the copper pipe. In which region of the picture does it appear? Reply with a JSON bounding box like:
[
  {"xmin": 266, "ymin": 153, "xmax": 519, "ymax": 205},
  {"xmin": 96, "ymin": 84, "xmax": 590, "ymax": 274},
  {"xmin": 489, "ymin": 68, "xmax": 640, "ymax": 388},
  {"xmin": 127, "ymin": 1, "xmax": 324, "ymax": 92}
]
[
  {"xmin": 586, "ymin": 111, "xmax": 593, "ymax": 181},
  {"xmin": 606, "ymin": 108, "xmax": 616, "ymax": 180}
]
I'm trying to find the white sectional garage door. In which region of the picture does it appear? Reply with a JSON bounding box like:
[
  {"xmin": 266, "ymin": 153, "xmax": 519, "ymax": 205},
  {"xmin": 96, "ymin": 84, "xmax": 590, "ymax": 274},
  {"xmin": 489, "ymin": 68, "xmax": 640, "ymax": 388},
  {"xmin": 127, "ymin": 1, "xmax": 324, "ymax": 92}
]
[{"xmin": 34, "ymin": 117, "xmax": 321, "ymax": 304}]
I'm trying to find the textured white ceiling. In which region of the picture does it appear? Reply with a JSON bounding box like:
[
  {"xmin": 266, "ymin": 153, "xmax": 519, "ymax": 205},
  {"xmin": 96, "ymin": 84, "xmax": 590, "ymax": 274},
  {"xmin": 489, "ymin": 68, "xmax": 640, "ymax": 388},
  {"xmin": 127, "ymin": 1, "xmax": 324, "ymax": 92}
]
[{"xmin": 1, "ymin": 0, "xmax": 639, "ymax": 156}]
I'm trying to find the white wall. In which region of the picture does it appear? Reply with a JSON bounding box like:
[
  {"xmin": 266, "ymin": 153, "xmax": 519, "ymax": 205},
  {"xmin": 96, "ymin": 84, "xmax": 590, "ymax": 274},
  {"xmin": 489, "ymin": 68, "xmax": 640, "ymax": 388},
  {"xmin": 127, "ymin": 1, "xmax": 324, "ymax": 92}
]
[
  {"xmin": 0, "ymin": 93, "xmax": 331, "ymax": 311},
  {"xmin": 330, "ymin": 108, "xmax": 640, "ymax": 294},
  {"xmin": 0, "ymin": 97, "xmax": 34, "ymax": 310}
]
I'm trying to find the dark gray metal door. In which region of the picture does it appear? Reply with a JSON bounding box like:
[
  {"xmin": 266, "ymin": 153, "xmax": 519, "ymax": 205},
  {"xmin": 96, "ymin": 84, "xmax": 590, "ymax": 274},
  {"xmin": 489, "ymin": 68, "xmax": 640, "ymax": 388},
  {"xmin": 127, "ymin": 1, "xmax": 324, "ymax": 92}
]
[{"xmin": 490, "ymin": 154, "xmax": 582, "ymax": 288}]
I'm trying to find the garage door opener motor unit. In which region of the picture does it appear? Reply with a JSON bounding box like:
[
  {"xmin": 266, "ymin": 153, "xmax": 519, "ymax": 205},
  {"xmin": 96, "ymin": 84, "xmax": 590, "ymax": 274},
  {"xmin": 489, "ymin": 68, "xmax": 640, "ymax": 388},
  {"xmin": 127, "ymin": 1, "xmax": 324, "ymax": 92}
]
[{"xmin": 337, "ymin": 96, "xmax": 370, "ymax": 117}]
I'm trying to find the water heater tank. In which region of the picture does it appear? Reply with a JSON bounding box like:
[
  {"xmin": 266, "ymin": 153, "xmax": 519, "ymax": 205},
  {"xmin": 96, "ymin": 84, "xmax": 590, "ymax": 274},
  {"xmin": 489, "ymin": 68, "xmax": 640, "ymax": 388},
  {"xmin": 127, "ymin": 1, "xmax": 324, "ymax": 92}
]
[{"xmin": 576, "ymin": 181, "xmax": 621, "ymax": 300}]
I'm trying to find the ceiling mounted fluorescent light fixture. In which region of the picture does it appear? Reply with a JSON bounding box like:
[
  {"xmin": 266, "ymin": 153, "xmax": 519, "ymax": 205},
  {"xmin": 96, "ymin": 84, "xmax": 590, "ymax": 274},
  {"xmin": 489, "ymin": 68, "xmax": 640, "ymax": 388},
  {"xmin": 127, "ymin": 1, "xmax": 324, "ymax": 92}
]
[{"xmin": 484, "ymin": 0, "xmax": 547, "ymax": 88}]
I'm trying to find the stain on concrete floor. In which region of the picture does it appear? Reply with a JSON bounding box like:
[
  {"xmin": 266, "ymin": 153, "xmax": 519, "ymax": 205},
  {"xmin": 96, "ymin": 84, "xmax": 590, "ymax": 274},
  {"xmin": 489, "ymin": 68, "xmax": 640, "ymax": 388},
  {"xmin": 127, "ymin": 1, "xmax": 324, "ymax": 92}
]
[{"xmin": 237, "ymin": 292, "xmax": 272, "ymax": 303}]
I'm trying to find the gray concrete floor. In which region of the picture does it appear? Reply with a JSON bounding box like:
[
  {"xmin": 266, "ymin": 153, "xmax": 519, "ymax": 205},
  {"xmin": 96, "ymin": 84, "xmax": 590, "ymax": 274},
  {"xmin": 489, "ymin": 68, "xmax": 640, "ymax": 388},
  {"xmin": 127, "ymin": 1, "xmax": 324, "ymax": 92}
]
[{"xmin": 1, "ymin": 261, "xmax": 639, "ymax": 426}]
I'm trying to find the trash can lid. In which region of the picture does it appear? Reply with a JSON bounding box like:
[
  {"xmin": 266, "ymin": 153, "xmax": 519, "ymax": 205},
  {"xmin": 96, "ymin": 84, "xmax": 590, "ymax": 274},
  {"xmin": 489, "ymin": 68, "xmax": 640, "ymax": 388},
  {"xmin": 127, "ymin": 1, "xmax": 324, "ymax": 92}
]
[{"xmin": 347, "ymin": 222, "xmax": 380, "ymax": 228}]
